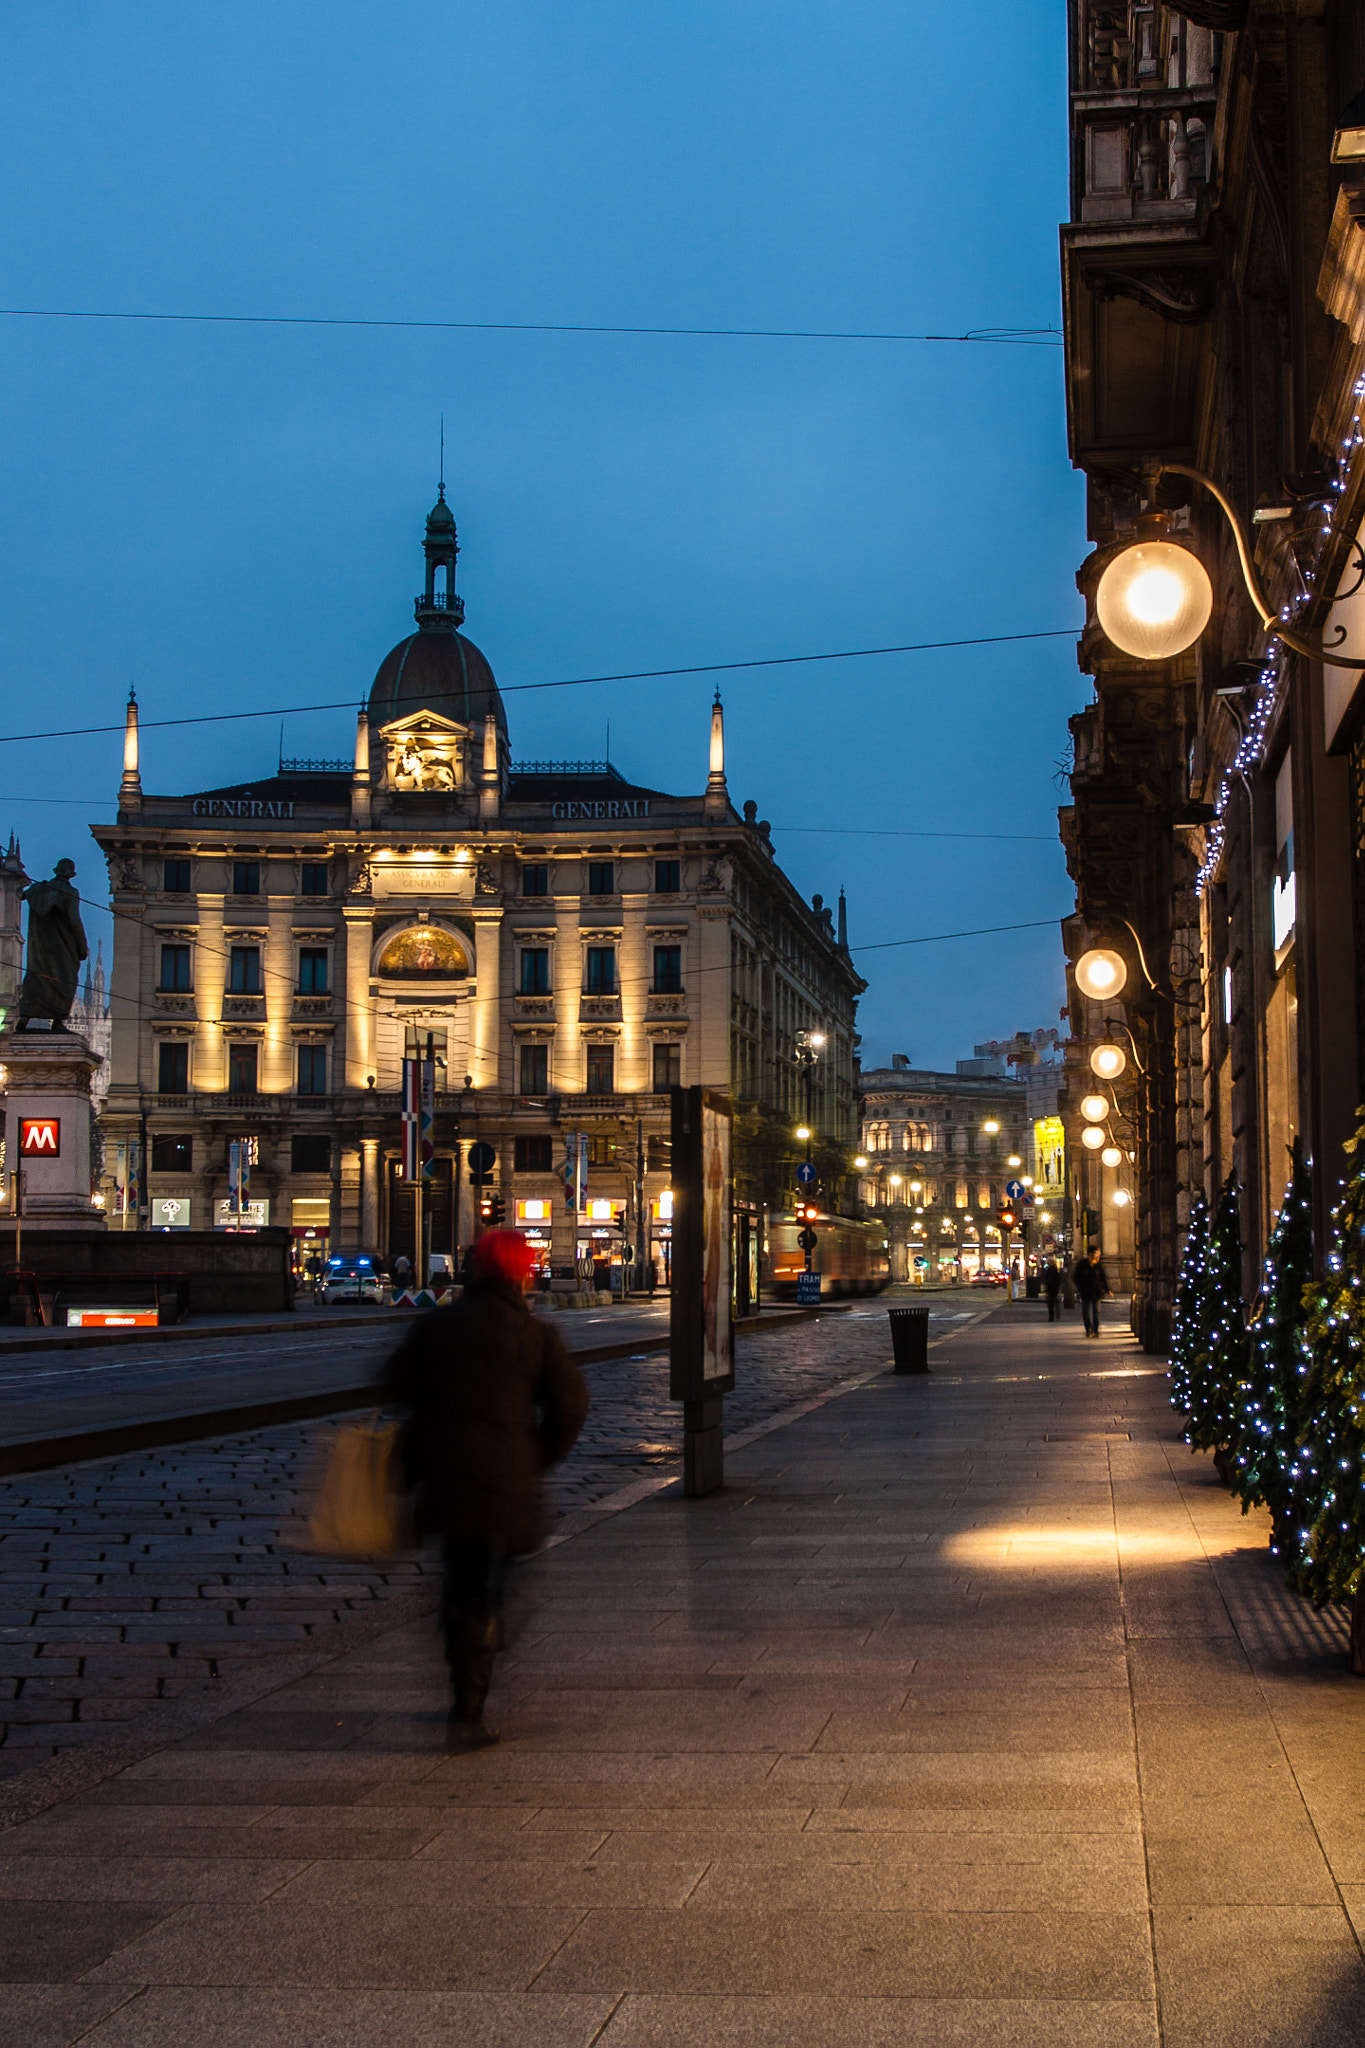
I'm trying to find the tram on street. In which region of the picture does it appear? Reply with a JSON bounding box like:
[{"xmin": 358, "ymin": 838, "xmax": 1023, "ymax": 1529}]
[{"xmin": 767, "ymin": 1211, "xmax": 892, "ymax": 1299}]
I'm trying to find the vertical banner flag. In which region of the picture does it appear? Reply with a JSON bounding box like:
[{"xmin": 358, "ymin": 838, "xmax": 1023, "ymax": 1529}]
[
  {"xmin": 578, "ymin": 1134, "xmax": 590, "ymax": 1211},
  {"xmin": 563, "ymin": 1134, "xmax": 577, "ymax": 1210},
  {"xmin": 401, "ymin": 1058, "xmax": 419, "ymax": 1181},
  {"xmin": 420, "ymin": 1058, "xmax": 436, "ymax": 1180},
  {"xmin": 228, "ymin": 1138, "xmax": 251, "ymax": 1217}
]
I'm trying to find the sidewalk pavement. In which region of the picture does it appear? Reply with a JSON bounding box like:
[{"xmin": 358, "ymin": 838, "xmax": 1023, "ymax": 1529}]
[{"xmin": 0, "ymin": 1302, "xmax": 1363, "ymax": 2046}]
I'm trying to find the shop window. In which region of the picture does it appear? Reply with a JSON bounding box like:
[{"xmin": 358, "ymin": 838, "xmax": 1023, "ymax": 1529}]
[
  {"xmin": 519, "ymin": 949, "xmax": 550, "ymax": 995},
  {"xmin": 514, "ymin": 1135, "xmax": 554, "ymax": 1172},
  {"xmin": 647, "ymin": 1135, "xmax": 671, "ymax": 1171},
  {"xmin": 151, "ymin": 1134, "xmax": 192, "ymax": 1172},
  {"xmin": 163, "ymin": 858, "xmax": 191, "ymax": 893},
  {"xmin": 227, "ymin": 1043, "xmax": 258, "ymax": 1094},
  {"xmin": 519, "ymin": 1043, "xmax": 548, "ymax": 1095},
  {"xmin": 231, "ymin": 861, "xmax": 261, "ymax": 896},
  {"xmin": 157, "ymin": 1041, "xmax": 190, "ymax": 1093},
  {"xmin": 655, "ymin": 859, "xmax": 680, "ymax": 894},
  {"xmin": 585, "ymin": 947, "xmax": 616, "ymax": 994},
  {"xmin": 652, "ymin": 1042, "xmax": 681, "ymax": 1090},
  {"xmin": 587, "ymin": 861, "xmax": 614, "ymax": 897},
  {"xmin": 297, "ymin": 948, "xmax": 329, "ymax": 994},
  {"xmin": 291, "ymin": 1134, "xmax": 331, "ymax": 1172},
  {"xmin": 652, "ymin": 946, "xmax": 682, "ymax": 994},
  {"xmin": 586, "ymin": 1045, "xmax": 615, "ymax": 1096},
  {"xmin": 159, "ymin": 944, "xmax": 191, "ymax": 993},
  {"xmin": 228, "ymin": 946, "xmax": 260, "ymax": 994},
  {"xmin": 300, "ymin": 862, "xmax": 329, "ymax": 896},
  {"xmin": 297, "ymin": 1046, "xmax": 328, "ymax": 1095},
  {"xmin": 521, "ymin": 863, "xmax": 549, "ymax": 897}
]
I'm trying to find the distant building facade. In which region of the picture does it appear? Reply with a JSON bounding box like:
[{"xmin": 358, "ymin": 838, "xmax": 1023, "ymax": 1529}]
[{"xmin": 90, "ymin": 492, "xmax": 863, "ymax": 1278}]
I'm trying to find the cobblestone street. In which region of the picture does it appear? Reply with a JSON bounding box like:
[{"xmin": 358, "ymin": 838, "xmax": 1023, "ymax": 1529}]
[{"xmin": 0, "ymin": 1305, "xmax": 979, "ymax": 1777}]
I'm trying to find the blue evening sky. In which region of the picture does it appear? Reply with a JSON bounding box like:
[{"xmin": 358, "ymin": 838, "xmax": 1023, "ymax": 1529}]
[{"xmin": 0, "ymin": 1, "xmax": 1082, "ymax": 1072}]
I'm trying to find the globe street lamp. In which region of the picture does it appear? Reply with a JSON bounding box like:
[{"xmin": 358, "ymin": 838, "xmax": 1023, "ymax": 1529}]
[
  {"xmin": 1075, "ymin": 948, "xmax": 1128, "ymax": 1000},
  {"xmin": 1096, "ymin": 460, "xmax": 1365, "ymax": 671},
  {"xmin": 1090, "ymin": 1042, "xmax": 1127, "ymax": 1081}
]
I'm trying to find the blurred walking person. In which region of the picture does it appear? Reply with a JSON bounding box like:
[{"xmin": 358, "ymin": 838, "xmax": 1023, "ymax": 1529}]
[
  {"xmin": 1072, "ymin": 1247, "xmax": 1111, "ymax": 1338},
  {"xmin": 386, "ymin": 1229, "xmax": 588, "ymax": 1749},
  {"xmin": 1041, "ymin": 1258, "xmax": 1062, "ymax": 1321}
]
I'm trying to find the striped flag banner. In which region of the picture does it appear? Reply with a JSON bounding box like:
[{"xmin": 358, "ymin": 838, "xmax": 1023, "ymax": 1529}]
[{"xmin": 401, "ymin": 1058, "xmax": 419, "ymax": 1180}]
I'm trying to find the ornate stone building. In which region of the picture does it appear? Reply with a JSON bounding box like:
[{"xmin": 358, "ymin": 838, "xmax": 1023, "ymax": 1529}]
[
  {"xmin": 91, "ymin": 491, "xmax": 863, "ymax": 1276},
  {"xmin": 1060, "ymin": 3, "xmax": 1365, "ymax": 1346}
]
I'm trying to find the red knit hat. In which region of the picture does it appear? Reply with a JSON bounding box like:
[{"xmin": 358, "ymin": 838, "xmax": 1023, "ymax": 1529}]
[{"xmin": 469, "ymin": 1228, "xmax": 536, "ymax": 1289}]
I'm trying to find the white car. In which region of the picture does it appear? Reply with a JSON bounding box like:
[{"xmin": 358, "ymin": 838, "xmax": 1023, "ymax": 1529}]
[{"xmin": 321, "ymin": 1257, "xmax": 383, "ymax": 1305}]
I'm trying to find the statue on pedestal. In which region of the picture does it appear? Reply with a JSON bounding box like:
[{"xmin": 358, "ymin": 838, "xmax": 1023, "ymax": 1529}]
[{"xmin": 17, "ymin": 859, "xmax": 89, "ymax": 1030}]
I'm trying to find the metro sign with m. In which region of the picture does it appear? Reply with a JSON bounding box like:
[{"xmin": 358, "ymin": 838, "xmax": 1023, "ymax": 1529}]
[{"xmin": 19, "ymin": 1118, "xmax": 59, "ymax": 1158}]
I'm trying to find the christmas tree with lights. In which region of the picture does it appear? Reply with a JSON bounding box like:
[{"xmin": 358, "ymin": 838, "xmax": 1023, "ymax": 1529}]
[
  {"xmin": 1172, "ymin": 1174, "xmax": 1247, "ymax": 1454},
  {"xmin": 1286, "ymin": 1113, "xmax": 1365, "ymax": 1612},
  {"xmin": 1169, "ymin": 1191, "xmax": 1210, "ymax": 1419},
  {"xmin": 1232, "ymin": 1140, "xmax": 1313, "ymax": 1536}
]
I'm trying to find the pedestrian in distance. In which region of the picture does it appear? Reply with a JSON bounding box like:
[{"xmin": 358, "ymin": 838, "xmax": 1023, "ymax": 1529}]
[
  {"xmin": 391, "ymin": 1251, "xmax": 413, "ymax": 1294},
  {"xmin": 385, "ymin": 1227, "xmax": 589, "ymax": 1750},
  {"xmin": 1041, "ymin": 1258, "xmax": 1063, "ymax": 1321},
  {"xmin": 1072, "ymin": 1247, "xmax": 1111, "ymax": 1337}
]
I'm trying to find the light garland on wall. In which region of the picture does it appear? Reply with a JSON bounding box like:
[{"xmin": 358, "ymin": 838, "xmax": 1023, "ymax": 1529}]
[{"xmin": 1195, "ymin": 373, "xmax": 1365, "ymax": 897}]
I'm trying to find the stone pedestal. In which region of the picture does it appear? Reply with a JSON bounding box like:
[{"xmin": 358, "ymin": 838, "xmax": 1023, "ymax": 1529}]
[{"xmin": 0, "ymin": 1028, "xmax": 105, "ymax": 1232}]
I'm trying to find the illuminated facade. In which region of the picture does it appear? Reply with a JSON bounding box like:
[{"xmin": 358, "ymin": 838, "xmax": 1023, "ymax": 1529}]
[{"xmin": 90, "ymin": 492, "xmax": 862, "ymax": 1274}]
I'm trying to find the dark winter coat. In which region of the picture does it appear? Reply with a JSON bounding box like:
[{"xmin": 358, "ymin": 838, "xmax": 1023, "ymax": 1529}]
[
  {"xmin": 384, "ymin": 1280, "xmax": 589, "ymax": 1554},
  {"xmin": 1072, "ymin": 1257, "xmax": 1111, "ymax": 1301},
  {"xmin": 1041, "ymin": 1264, "xmax": 1062, "ymax": 1300}
]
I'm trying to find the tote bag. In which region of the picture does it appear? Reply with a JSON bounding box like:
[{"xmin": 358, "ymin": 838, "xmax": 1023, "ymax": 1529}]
[{"xmin": 302, "ymin": 1416, "xmax": 408, "ymax": 1559}]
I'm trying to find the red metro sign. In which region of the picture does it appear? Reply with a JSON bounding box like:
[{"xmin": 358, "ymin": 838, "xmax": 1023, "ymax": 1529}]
[{"xmin": 19, "ymin": 1118, "xmax": 59, "ymax": 1157}]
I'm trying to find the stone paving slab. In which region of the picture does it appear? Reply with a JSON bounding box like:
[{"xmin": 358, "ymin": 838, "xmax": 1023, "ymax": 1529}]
[
  {"xmin": 0, "ymin": 1303, "xmax": 1362, "ymax": 2043},
  {"xmin": 0, "ymin": 1306, "xmax": 939, "ymax": 1774}
]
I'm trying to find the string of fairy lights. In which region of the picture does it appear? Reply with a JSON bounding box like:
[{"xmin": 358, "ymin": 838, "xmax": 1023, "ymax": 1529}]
[{"xmin": 1196, "ymin": 371, "xmax": 1365, "ymax": 897}]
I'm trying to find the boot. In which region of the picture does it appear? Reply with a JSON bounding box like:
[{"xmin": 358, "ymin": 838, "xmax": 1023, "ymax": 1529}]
[{"xmin": 447, "ymin": 1617, "xmax": 501, "ymax": 1748}]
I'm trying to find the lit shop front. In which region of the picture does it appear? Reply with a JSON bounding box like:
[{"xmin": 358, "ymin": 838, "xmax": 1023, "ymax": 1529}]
[
  {"xmin": 292, "ymin": 1198, "xmax": 331, "ymax": 1281},
  {"xmin": 580, "ymin": 1198, "xmax": 626, "ymax": 1284},
  {"xmin": 515, "ymin": 1198, "xmax": 555, "ymax": 1279},
  {"xmin": 649, "ymin": 1190, "xmax": 674, "ymax": 1286}
]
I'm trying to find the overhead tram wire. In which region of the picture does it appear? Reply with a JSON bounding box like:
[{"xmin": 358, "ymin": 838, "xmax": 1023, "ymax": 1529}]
[
  {"xmin": 0, "ymin": 627, "xmax": 1078, "ymax": 748},
  {"xmin": 0, "ymin": 306, "xmax": 1063, "ymax": 348}
]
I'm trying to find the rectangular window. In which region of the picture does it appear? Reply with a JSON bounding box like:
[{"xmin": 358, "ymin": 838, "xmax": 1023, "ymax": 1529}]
[
  {"xmin": 586, "ymin": 1045, "xmax": 615, "ymax": 1096},
  {"xmin": 228, "ymin": 946, "xmax": 260, "ymax": 994},
  {"xmin": 514, "ymin": 1134, "xmax": 554, "ymax": 1172},
  {"xmin": 647, "ymin": 1135, "xmax": 671, "ymax": 1171},
  {"xmin": 654, "ymin": 859, "xmax": 680, "ymax": 894},
  {"xmin": 652, "ymin": 1042, "xmax": 681, "ymax": 1091},
  {"xmin": 298, "ymin": 948, "xmax": 329, "ymax": 994},
  {"xmin": 227, "ymin": 1043, "xmax": 258, "ymax": 1094},
  {"xmin": 291, "ymin": 1134, "xmax": 331, "ymax": 1172},
  {"xmin": 585, "ymin": 947, "xmax": 616, "ymax": 994},
  {"xmin": 157, "ymin": 1041, "xmax": 189, "ymax": 1093},
  {"xmin": 587, "ymin": 861, "xmax": 614, "ymax": 897},
  {"xmin": 521, "ymin": 863, "xmax": 549, "ymax": 897},
  {"xmin": 159, "ymin": 944, "xmax": 192, "ymax": 993},
  {"xmin": 519, "ymin": 1043, "xmax": 548, "ymax": 1095},
  {"xmin": 300, "ymin": 862, "xmax": 329, "ymax": 896},
  {"xmin": 231, "ymin": 861, "xmax": 260, "ymax": 897},
  {"xmin": 652, "ymin": 945, "xmax": 682, "ymax": 994},
  {"xmin": 519, "ymin": 949, "xmax": 550, "ymax": 995},
  {"xmin": 587, "ymin": 1135, "xmax": 614, "ymax": 1166},
  {"xmin": 297, "ymin": 1045, "xmax": 328, "ymax": 1095},
  {"xmin": 163, "ymin": 858, "xmax": 191, "ymax": 893},
  {"xmin": 151, "ymin": 1134, "xmax": 192, "ymax": 1172},
  {"xmin": 402, "ymin": 1025, "xmax": 448, "ymax": 1087}
]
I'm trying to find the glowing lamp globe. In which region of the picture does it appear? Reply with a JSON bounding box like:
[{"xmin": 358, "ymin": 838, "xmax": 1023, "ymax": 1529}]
[
  {"xmin": 1096, "ymin": 540, "xmax": 1213, "ymax": 660},
  {"xmin": 1101, "ymin": 1145, "xmax": 1123, "ymax": 1168},
  {"xmin": 1080, "ymin": 1125, "xmax": 1107, "ymax": 1151},
  {"xmin": 1090, "ymin": 1042, "xmax": 1127, "ymax": 1081},
  {"xmin": 1075, "ymin": 948, "xmax": 1128, "ymax": 1000},
  {"xmin": 1079, "ymin": 1093, "xmax": 1109, "ymax": 1123},
  {"xmin": 1112, "ymin": 1189, "xmax": 1132, "ymax": 1208}
]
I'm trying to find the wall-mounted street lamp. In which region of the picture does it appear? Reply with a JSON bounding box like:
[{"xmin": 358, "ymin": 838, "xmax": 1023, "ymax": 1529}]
[
  {"xmin": 1096, "ymin": 460, "xmax": 1365, "ymax": 671},
  {"xmin": 1112, "ymin": 1189, "xmax": 1132, "ymax": 1208},
  {"xmin": 796, "ymin": 1126, "xmax": 811, "ymax": 1142},
  {"xmin": 855, "ymin": 1154, "xmax": 868, "ymax": 1169},
  {"xmin": 983, "ymin": 1119, "xmax": 1000, "ymax": 1134},
  {"xmin": 1075, "ymin": 948, "xmax": 1128, "ymax": 1000},
  {"xmin": 1101, "ymin": 1145, "xmax": 1123, "ymax": 1169},
  {"xmin": 1080, "ymin": 1126, "xmax": 1107, "ymax": 1151},
  {"xmin": 1079, "ymin": 1093, "xmax": 1110, "ymax": 1123},
  {"xmin": 1090, "ymin": 1043, "xmax": 1127, "ymax": 1081}
]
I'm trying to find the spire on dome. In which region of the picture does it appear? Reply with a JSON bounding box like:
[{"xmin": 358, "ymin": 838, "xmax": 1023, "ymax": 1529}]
[
  {"xmin": 837, "ymin": 888, "xmax": 849, "ymax": 953},
  {"xmin": 416, "ymin": 469, "xmax": 463, "ymax": 629}
]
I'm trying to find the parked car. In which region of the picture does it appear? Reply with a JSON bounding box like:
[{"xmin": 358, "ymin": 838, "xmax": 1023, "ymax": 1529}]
[{"xmin": 321, "ymin": 1255, "xmax": 383, "ymax": 1305}]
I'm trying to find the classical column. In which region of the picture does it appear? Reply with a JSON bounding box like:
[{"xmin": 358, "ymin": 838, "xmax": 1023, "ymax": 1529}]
[
  {"xmin": 342, "ymin": 905, "xmax": 374, "ymax": 1087},
  {"xmin": 360, "ymin": 1136, "xmax": 380, "ymax": 1248},
  {"xmin": 470, "ymin": 912, "xmax": 502, "ymax": 1093}
]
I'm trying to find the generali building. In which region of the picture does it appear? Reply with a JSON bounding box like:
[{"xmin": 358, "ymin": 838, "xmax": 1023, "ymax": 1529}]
[{"xmin": 90, "ymin": 491, "xmax": 862, "ymax": 1281}]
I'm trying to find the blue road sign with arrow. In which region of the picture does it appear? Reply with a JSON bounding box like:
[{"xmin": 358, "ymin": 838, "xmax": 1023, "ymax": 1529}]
[
  {"xmin": 796, "ymin": 1161, "xmax": 816, "ymax": 1185},
  {"xmin": 1005, "ymin": 1178, "xmax": 1027, "ymax": 1201}
]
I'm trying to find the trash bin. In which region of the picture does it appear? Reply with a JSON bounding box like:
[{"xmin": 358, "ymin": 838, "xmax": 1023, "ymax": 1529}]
[{"xmin": 888, "ymin": 1304, "xmax": 931, "ymax": 1374}]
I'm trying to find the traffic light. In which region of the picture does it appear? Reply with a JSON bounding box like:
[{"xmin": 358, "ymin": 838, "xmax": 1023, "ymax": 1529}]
[
  {"xmin": 478, "ymin": 1194, "xmax": 494, "ymax": 1223},
  {"xmin": 489, "ymin": 1194, "xmax": 506, "ymax": 1225},
  {"xmin": 795, "ymin": 1200, "xmax": 819, "ymax": 1224},
  {"xmin": 998, "ymin": 1207, "xmax": 1017, "ymax": 1230}
]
